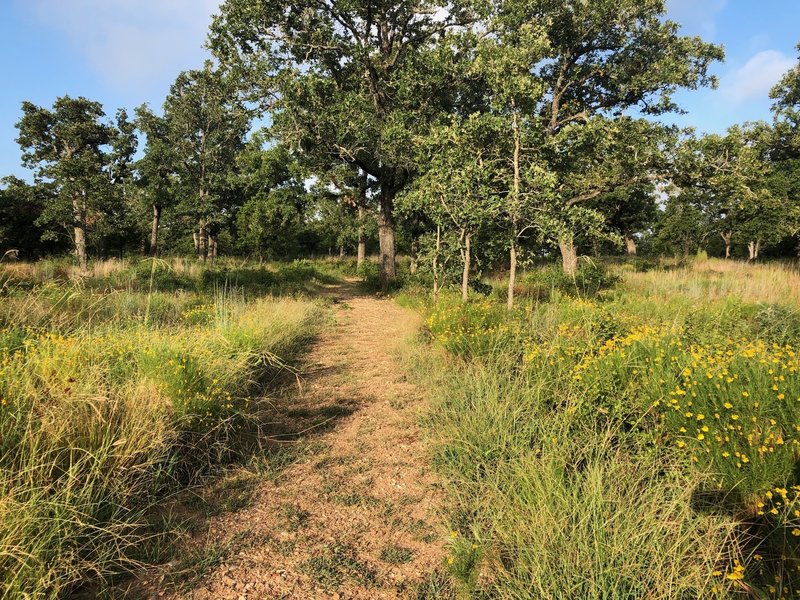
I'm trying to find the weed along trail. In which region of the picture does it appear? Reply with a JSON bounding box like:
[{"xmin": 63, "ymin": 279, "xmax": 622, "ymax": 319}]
[{"xmin": 167, "ymin": 282, "xmax": 445, "ymax": 599}]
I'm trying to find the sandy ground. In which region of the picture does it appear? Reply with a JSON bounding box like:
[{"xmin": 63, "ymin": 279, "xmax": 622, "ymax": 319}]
[{"xmin": 138, "ymin": 281, "xmax": 446, "ymax": 599}]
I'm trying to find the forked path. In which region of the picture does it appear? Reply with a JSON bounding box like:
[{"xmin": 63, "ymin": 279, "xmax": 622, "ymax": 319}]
[{"xmin": 174, "ymin": 281, "xmax": 445, "ymax": 599}]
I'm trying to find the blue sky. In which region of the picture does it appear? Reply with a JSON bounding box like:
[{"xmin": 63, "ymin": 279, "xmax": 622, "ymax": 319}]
[{"xmin": 0, "ymin": 0, "xmax": 798, "ymax": 180}]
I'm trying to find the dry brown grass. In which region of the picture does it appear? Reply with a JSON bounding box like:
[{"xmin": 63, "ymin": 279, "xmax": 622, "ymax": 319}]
[{"xmin": 622, "ymin": 258, "xmax": 800, "ymax": 305}]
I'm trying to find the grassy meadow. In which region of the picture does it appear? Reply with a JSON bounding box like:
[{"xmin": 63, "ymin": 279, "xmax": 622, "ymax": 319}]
[
  {"xmin": 404, "ymin": 258, "xmax": 800, "ymax": 599},
  {"xmin": 0, "ymin": 257, "xmax": 333, "ymax": 598}
]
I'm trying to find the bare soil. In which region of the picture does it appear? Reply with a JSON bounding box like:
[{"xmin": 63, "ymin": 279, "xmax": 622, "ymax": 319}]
[{"xmin": 140, "ymin": 281, "xmax": 446, "ymax": 599}]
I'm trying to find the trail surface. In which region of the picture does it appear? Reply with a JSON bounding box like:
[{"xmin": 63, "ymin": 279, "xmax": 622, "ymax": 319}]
[{"xmin": 163, "ymin": 281, "xmax": 445, "ymax": 599}]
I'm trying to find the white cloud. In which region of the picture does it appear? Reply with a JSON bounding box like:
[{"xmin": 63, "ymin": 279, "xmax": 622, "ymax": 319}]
[
  {"xmin": 18, "ymin": 0, "xmax": 221, "ymax": 92},
  {"xmin": 720, "ymin": 49, "xmax": 795, "ymax": 104},
  {"xmin": 666, "ymin": 0, "xmax": 727, "ymax": 38}
]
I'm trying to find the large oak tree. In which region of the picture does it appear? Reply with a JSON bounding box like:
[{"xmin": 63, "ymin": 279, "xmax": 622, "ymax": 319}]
[{"xmin": 209, "ymin": 0, "xmax": 477, "ymax": 289}]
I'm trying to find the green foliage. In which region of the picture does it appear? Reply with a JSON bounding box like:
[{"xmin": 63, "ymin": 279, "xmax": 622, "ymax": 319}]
[
  {"xmin": 237, "ymin": 187, "xmax": 307, "ymax": 259},
  {"xmin": 411, "ymin": 259, "xmax": 800, "ymax": 598},
  {"xmin": 15, "ymin": 96, "xmax": 137, "ymax": 267},
  {"xmin": 0, "ymin": 177, "xmax": 65, "ymax": 258},
  {"xmin": 0, "ymin": 261, "xmax": 326, "ymax": 598}
]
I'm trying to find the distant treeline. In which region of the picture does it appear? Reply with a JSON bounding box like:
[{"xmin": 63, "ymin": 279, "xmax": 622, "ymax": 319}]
[{"xmin": 1, "ymin": 0, "xmax": 799, "ymax": 305}]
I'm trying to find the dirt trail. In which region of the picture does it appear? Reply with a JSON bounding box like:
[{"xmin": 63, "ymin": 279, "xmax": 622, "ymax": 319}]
[{"xmin": 164, "ymin": 281, "xmax": 445, "ymax": 599}]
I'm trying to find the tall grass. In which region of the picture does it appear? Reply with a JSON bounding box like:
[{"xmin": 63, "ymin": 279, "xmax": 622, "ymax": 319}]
[
  {"xmin": 410, "ymin": 258, "xmax": 800, "ymax": 598},
  {"xmin": 0, "ymin": 260, "xmax": 326, "ymax": 598}
]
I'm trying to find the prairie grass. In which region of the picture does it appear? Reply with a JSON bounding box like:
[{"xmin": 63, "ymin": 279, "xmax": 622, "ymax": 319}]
[
  {"xmin": 410, "ymin": 258, "xmax": 800, "ymax": 599},
  {"xmin": 0, "ymin": 258, "xmax": 327, "ymax": 598}
]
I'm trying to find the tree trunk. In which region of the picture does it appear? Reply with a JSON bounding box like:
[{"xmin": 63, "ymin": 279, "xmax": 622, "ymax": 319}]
[
  {"xmin": 508, "ymin": 108, "xmax": 521, "ymax": 310},
  {"xmin": 433, "ymin": 224, "xmax": 441, "ymax": 302},
  {"xmin": 357, "ymin": 205, "xmax": 366, "ymax": 270},
  {"xmin": 198, "ymin": 223, "xmax": 208, "ymax": 262},
  {"xmin": 208, "ymin": 234, "xmax": 218, "ymax": 261},
  {"xmin": 461, "ymin": 230, "xmax": 471, "ymax": 302},
  {"xmin": 747, "ymin": 239, "xmax": 761, "ymax": 261},
  {"xmin": 150, "ymin": 204, "xmax": 161, "ymax": 256},
  {"xmin": 625, "ymin": 236, "xmax": 637, "ymax": 256},
  {"xmin": 74, "ymin": 225, "xmax": 88, "ymax": 274},
  {"xmin": 193, "ymin": 232, "xmax": 199, "ymax": 255},
  {"xmin": 378, "ymin": 185, "xmax": 397, "ymax": 292},
  {"xmin": 559, "ymin": 235, "xmax": 578, "ymax": 276},
  {"xmin": 339, "ymin": 245, "xmax": 345, "ymax": 259},
  {"xmin": 72, "ymin": 195, "xmax": 88, "ymax": 273},
  {"xmin": 507, "ymin": 237, "xmax": 517, "ymax": 311},
  {"xmin": 721, "ymin": 231, "xmax": 732, "ymax": 259}
]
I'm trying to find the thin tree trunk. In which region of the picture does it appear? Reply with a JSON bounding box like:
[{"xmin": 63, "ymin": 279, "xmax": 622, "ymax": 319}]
[
  {"xmin": 209, "ymin": 234, "xmax": 218, "ymax": 261},
  {"xmin": 150, "ymin": 204, "xmax": 161, "ymax": 256},
  {"xmin": 508, "ymin": 107, "xmax": 521, "ymax": 310},
  {"xmin": 378, "ymin": 185, "xmax": 397, "ymax": 292},
  {"xmin": 357, "ymin": 205, "xmax": 366, "ymax": 270},
  {"xmin": 410, "ymin": 236, "xmax": 419, "ymax": 275},
  {"xmin": 625, "ymin": 236, "xmax": 637, "ymax": 255},
  {"xmin": 433, "ymin": 224, "xmax": 441, "ymax": 301},
  {"xmin": 198, "ymin": 222, "xmax": 208, "ymax": 262},
  {"xmin": 507, "ymin": 237, "xmax": 517, "ymax": 311},
  {"xmin": 747, "ymin": 240, "xmax": 759, "ymax": 261},
  {"xmin": 193, "ymin": 232, "xmax": 199, "ymax": 255},
  {"xmin": 721, "ymin": 231, "xmax": 732, "ymax": 259},
  {"xmin": 72, "ymin": 194, "xmax": 88, "ymax": 273},
  {"xmin": 461, "ymin": 230, "xmax": 471, "ymax": 302},
  {"xmin": 559, "ymin": 234, "xmax": 578, "ymax": 276},
  {"xmin": 339, "ymin": 245, "xmax": 345, "ymax": 259}
]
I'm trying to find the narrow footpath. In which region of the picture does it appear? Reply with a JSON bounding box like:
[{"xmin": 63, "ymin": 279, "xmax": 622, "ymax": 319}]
[{"xmin": 165, "ymin": 281, "xmax": 446, "ymax": 599}]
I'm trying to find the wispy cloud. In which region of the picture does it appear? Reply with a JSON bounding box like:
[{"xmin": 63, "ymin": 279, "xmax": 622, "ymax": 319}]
[
  {"xmin": 18, "ymin": 0, "xmax": 221, "ymax": 93},
  {"xmin": 719, "ymin": 50, "xmax": 795, "ymax": 104},
  {"xmin": 666, "ymin": 0, "xmax": 727, "ymax": 38}
]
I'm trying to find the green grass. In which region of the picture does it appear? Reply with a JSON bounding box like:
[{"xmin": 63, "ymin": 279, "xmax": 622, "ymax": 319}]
[
  {"xmin": 300, "ymin": 543, "xmax": 379, "ymax": 590},
  {"xmin": 379, "ymin": 544, "xmax": 415, "ymax": 565},
  {"xmin": 0, "ymin": 258, "xmax": 330, "ymax": 599},
  {"xmin": 408, "ymin": 258, "xmax": 800, "ymax": 599}
]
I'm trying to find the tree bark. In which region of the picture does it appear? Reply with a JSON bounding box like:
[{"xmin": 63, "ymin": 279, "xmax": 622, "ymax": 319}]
[
  {"xmin": 508, "ymin": 108, "xmax": 521, "ymax": 310},
  {"xmin": 150, "ymin": 204, "xmax": 162, "ymax": 256},
  {"xmin": 209, "ymin": 234, "xmax": 218, "ymax": 261},
  {"xmin": 339, "ymin": 245, "xmax": 345, "ymax": 259},
  {"xmin": 461, "ymin": 230, "xmax": 471, "ymax": 302},
  {"xmin": 625, "ymin": 236, "xmax": 637, "ymax": 255},
  {"xmin": 378, "ymin": 185, "xmax": 397, "ymax": 291},
  {"xmin": 74, "ymin": 225, "xmax": 88, "ymax": 274},
  {"xmin": 357, "ymin": 205, "xmax": 366, "ymax": 270},
  {"xmin": 559, "ymin": 235, "xmax": 578, "ymax": 276},
  {"xmin": 72, "ymin": 194, "xmax": 88, "ymax": 273},
  {"xmin": 721, "ymin": 231, "xmax": 732, "ymax": 259},
  {"xmin": 198, "ymin": 223, "xmax": 208, "ymax": 262},
  {"xmin": 507, "ymin": 237, "xmax": 517, "ymax": 311},
  {"xmin": 747, "ymin": 239, "xmax": 761, "ymax": 261}
]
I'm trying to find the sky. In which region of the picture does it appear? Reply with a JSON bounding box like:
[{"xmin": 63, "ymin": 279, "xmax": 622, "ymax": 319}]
[{"xmin": 0, "ymin": 0, "xmax": 798, "ymax": 180}]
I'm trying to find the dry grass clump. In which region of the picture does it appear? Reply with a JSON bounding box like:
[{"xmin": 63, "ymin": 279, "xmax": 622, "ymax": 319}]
[
  {"xmin": 623, "ymin": 258, "xmax": 800, "ymax": 305},
  {"xmin": 0, "ymin": 263, "xmax": 325, "ymax": 599}
]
